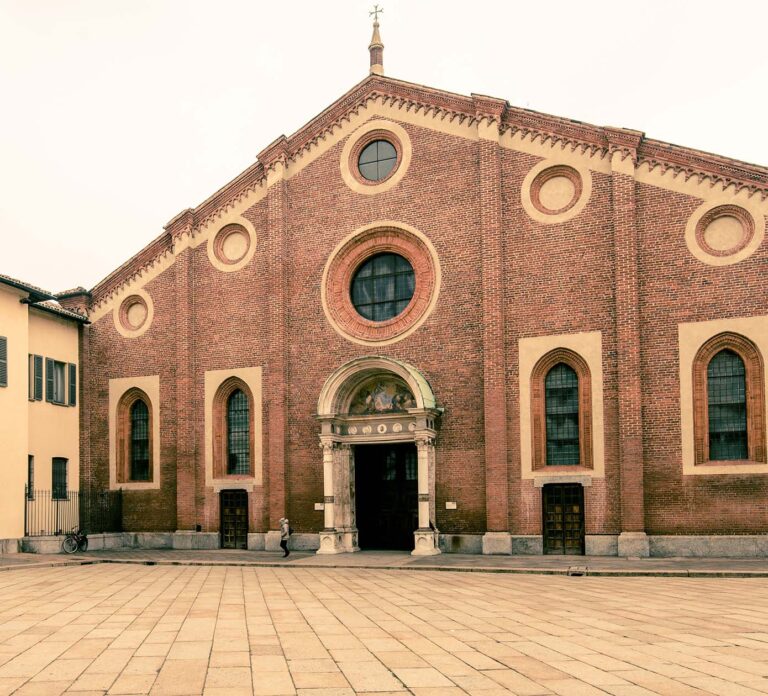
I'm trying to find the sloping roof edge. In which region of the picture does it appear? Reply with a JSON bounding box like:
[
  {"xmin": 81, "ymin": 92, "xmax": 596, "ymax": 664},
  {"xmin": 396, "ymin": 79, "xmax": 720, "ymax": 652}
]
[{"xmin": 87, "ymin": 73, "xmax": 768, "ymax": 306}]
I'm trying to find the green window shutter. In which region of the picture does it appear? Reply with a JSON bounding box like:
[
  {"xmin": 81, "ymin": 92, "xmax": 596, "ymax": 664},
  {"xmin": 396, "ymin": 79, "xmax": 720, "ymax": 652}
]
[
  {"xmin": 68, "ymin": 363, "xmax": 76, "ymax": 406},
  {"xmin": 0, "ymin": 337, "xmax": 7, "ymax": 387},
  {"xmin": 34, "ymin": 355, "xmax": 43, "ymax": 401},
  {"xmin": 45, "ymin": 358, "xmax": 54, "ymax": 402},
  {"xmin": 28, "ymin": 354, "xmax": 33, "ymax": 399}
]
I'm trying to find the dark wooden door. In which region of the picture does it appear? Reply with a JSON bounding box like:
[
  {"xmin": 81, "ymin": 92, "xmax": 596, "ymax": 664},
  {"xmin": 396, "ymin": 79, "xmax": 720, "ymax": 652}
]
[
  {"xmin": 220, "ymin": 490, "xmax": 248, "ymax": 549},
  {"xmin": 355, "ymin": 444, "xmax": 418, "ymax": 550},
  {"xmin": 542, "ymin": 484, "xmax": 584, "ymax": 555}
]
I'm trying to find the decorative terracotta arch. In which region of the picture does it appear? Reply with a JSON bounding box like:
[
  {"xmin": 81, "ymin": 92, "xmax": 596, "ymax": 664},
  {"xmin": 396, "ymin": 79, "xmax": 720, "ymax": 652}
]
[
  {"xmin": 212, "ymin": 376, "xmax": 256, "ymax": 479},
  {"xmin": 531, "ymin": 348, "xmax": 593, "ymax": 470},
  {"xmin": 116, "ymin": 387, "xmax": 153, "ymax": 483},
  {"xmin": 692, "ymin": 332, "xmax": 766, "ymax": 465}
]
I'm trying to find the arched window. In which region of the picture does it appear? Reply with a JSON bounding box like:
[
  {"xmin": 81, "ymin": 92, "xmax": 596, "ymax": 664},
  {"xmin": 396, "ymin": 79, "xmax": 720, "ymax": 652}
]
[
  {"xmin": 130, "ymin": 399, "xmax": 150, "ymax": 481},
  {"xmin": 213, "ymin": 377, "xmax": 254, "ymax": 478},
  {"xmin": 545, "ymin": 363, "xmax": 580, "ymax": 465},
  {"xmin": 116, "ymin": 387, "xmax": 154, "ymax": 484},
  {"xmin": 693, "ymin": 333, "xmax": 765, "ymax": 464},
  {"xmin": 531, "ymin": 348, "xmax": 593, "ymax": 470},
  {"xmin": 227, "ymin": 389, "xmax": 249, "ymax": 475},
  {"xmin": 707, "ymin": 350, "xmax": 748, "ymax": 460}
]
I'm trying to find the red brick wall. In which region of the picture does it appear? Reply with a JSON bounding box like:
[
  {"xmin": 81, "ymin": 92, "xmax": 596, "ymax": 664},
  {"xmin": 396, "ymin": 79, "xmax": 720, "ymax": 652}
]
[
  {"xmin": 281, "ymin": 123, "xmax": 486, "ymax": 534},
  {"xmin": 82, "ymin": 109, "xmax": 767, "ymax": 542},
  {"xmin": 637, "ymin": 183, "xmax": 768, "ymax": 534},
  {"xmin": 500, "ymin": 153, "xmax": 621, "ymax": 538},
  {"xmin": 86, "ymin": 265, "xmax": 179, "ymax": 532}
]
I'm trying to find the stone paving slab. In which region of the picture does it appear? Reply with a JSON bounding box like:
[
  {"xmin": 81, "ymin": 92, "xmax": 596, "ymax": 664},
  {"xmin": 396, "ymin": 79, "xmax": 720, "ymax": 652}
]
[
  {"xmin": 2, "ymin": 564, "xmax": 768, "ymax": 695},
  {"xmin": 62, "ymin": 549, "xmax": 768, "ymax": 577},
  {"xmin": 0, "ymin": 553, "xmax": 94, "ymax": 572},
  {"xmin": 6, "ymin": 548, "xmax": 768, "ymax": 576}
]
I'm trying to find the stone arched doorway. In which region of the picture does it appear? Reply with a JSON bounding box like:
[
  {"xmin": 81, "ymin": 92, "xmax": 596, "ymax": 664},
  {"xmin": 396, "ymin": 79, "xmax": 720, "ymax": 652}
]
[{"xmin": 316, "ymin": 356, "xmax": 442, "ymax": 555}]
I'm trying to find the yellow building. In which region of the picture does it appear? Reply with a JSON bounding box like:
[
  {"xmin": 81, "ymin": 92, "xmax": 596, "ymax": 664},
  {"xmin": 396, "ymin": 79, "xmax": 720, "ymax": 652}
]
[{"xmin": 0, "ymin": 275, "xmax": 86, "ymax": 552}]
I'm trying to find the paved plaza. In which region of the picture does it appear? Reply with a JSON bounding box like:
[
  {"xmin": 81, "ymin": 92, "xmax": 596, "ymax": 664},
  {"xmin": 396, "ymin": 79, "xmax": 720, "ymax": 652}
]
[{"xmin": 2, "ymin": 564, "xmax": 768, "ymax": 695}]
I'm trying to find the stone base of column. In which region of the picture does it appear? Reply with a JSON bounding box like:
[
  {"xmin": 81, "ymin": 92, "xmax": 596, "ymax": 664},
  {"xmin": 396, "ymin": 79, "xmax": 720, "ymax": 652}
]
[
  {"xmin": 265, "ymin": 530, "xmax": 283, "ymax": 552},
  {"xmin": 617, "ymin": 531, "xmax": 650, "ymax": 558},
  {"xmin": 482, "ymin": 532, "xmax": 512, "ymax": 555},
  {"xmin": 316, "ymin": 530, "xmax": 359, "ymax": 554},
  {"xmin": 412, "ymin": 528, "xmax": 441, "ymax": 556}
]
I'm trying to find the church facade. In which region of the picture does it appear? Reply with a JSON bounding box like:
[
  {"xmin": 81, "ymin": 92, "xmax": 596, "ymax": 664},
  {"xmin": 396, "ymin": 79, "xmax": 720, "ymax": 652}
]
[{"xmin": 61, "ymin": 24, "xmax": 768, "ymax": 557}]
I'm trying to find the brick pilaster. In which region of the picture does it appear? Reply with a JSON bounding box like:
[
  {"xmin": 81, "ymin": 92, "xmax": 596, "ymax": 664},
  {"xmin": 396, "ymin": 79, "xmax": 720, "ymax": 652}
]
[
  {"xmin": 474, "ymin": 96, "xmax": 509, "ymax": 533},
  {"xmin": 262, "ymin": 140, "xmax": 289, "ymax": 530},
  {"xmin": 168, "ymin": 212, "xmax": 195, "ymax": 530},
  {"xmin": 606, "ymin": 127, "xmax": 646, "ymax": 534}
]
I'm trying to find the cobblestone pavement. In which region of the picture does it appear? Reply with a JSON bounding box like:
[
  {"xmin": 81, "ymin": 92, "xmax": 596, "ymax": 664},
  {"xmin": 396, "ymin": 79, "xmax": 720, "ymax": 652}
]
[{"xmin": 3, "ymin": 565, "xmax": 768, "ymax": 695}]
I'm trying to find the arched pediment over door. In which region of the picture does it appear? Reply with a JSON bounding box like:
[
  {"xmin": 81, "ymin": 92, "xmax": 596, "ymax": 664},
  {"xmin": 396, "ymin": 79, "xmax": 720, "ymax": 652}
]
[{"xmin": 318, "ymin": 356, "xmax": 440, "ymax": 442}]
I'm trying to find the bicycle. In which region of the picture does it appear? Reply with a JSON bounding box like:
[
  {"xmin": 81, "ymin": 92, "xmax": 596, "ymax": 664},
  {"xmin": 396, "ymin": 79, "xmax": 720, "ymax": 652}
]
[{"xmin": 62, "ymin": 528, "xmax": 88, "ymax": 554}]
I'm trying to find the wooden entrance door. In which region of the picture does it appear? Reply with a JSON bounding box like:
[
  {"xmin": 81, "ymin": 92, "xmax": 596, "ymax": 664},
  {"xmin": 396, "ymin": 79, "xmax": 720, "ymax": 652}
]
[
  {"xmin": 220, "ymin": 490, "xmax": 248, "ymax": 549},
  {"xmin": 355, "ymin": 443, "xmax": 418, "ymax": 550},
  {"xmin": 542, "ymin": 484, "xmax": 584, "ymax": 555}
]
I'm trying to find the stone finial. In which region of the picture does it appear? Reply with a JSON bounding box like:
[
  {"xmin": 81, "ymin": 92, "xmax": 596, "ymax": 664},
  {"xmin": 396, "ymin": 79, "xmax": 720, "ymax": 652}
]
[{"xmin": 369, "ymin": 6, "xmax": 384, "ymax": 75}]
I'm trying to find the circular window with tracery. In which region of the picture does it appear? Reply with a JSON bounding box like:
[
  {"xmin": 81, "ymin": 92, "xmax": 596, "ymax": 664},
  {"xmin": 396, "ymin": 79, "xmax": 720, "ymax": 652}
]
[
  {"xmin": 357, "ymin": 140, "xmax": 398, "ymax": 182},
  {"xmin": 322, "ymin": 223, "xmax": 441, "ymax": 345},
  {"xmin": 350, "ymin": 130, "xmax": 402, "ymax": 186},
  {"xmin": 350, "ymin": 253, "xmax": 415, "ymax": 321}
]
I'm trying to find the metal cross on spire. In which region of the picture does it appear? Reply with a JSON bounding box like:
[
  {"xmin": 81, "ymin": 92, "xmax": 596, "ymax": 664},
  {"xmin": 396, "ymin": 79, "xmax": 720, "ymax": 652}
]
[{"xmin": 368, "ymin": 5, "xmax": 384, "ymax": 76}]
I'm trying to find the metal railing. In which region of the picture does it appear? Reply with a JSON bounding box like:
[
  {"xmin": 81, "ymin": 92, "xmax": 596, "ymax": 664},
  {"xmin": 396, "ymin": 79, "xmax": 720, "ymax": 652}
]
[{"xmin": 24, "ymin": 487, "xmax": 123, "ymax": 537}]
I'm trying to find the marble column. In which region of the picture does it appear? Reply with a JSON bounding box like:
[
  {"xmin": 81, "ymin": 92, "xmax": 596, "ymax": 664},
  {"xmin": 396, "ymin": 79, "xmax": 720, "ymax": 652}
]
[
  {"xmin": 412, "ymin": 435, "xmax": 440, "ymax": 555},
  {"xmin": 317, "ymin": 439, "xmax": 358, "ymax": 554}
]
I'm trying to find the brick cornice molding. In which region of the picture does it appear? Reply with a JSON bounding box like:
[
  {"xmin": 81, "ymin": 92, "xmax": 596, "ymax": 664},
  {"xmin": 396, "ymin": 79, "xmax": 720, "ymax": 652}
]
[
  {"xmin": 639, "ymin": 139, "xmax": 768, "ymax": 199},
  {"xmin": 472, "ymin": 94, "xmax": 507, "ymax": 125},
  {"xmin": 164, "ymin": 209, "xmax": 194, "ymax": 240},
  {"xmin": 605, "ymin": 126, "xmax": 644, "ymax": 165},
  {"xmin": 258, "ymin": 135, "xmax": 291, "ymax": 172},
  {"xmin": 90, "ymin": 234, "xmax": 173, "ymax": 311}
]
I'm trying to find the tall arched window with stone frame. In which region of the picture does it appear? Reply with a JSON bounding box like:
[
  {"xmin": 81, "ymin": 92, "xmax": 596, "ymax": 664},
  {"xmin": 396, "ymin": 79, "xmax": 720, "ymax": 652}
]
[
  {"xmin": 116, "ymin": 387, "xmax": 154, "ymax": 483},
  {"xmin": 693, "ymin": 332, "xmax": 766, "ymax": 465},
  {"xmin": 531, "ymin": 348, "xmax": 593, "ymax": 470},
  {"xmin": 213, "ymin": 377, "xmax": 255, "ymax": 478}
]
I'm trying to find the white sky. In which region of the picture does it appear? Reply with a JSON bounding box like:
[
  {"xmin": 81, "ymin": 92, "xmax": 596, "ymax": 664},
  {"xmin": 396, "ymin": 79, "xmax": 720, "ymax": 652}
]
[{"xmin": 1, "ymin": 0, "xmax": 766, "ymax": 293}]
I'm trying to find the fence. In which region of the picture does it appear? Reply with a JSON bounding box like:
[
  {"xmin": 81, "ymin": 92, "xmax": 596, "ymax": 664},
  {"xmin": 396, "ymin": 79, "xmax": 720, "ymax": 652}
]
[{"xmin": 24, "ymin": 487, "xmax": 123, "ymax": 537}]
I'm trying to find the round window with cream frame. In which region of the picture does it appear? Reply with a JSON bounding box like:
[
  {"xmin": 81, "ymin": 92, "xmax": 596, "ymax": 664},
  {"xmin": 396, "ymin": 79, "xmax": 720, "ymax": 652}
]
[
  {"xmin": 521, "ymin": 159, "xmax": 592, "ymax": 224},
  {"xmin": 686, "ymin": 199, "xmax": 765, "ymax": 266},
  {"xmin": 206, "ymin": 215, "xmax": 258, "ymax": 273},
  {"xmin": 114, "ymin": 288, "xmax": 154, "ymax": 338}
]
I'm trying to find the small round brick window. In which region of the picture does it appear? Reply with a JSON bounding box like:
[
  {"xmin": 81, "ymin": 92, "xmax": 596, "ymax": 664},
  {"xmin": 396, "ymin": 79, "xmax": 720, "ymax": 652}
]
[
  {"xmin": 119, "ymin": 295, "xmax": 148, "ymax": 331},
  {"xmin": 213, "ymin": 223, "xmax": 251, "ymax": 265},
  {"xmin": 322, "ymin": 224, "xmax": 440, "ymax": 345},
  {"xmin": 530, "ymin": 165, "xmax": 582, "ymax": 215},
  {"xmin": 695, "ymin": 205, "xmax": 754, "ymax": 258}
]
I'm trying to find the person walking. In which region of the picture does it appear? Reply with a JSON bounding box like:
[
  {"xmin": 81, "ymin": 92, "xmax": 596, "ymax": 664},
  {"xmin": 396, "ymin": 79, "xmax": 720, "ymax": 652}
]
[{"xmin": 279, "ymin": 517, "xmax": 291, "ymax": 557}]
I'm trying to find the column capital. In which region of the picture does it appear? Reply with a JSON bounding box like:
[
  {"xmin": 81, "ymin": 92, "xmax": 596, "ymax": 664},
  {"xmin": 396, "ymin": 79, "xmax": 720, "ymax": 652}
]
[
  {"xmin": 414, "ymin": 434, "xmax": 435, "ymax": 448},
  {"xmin": 319, "ymin": 438, "xmax": 351, "ymax": 453}
]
